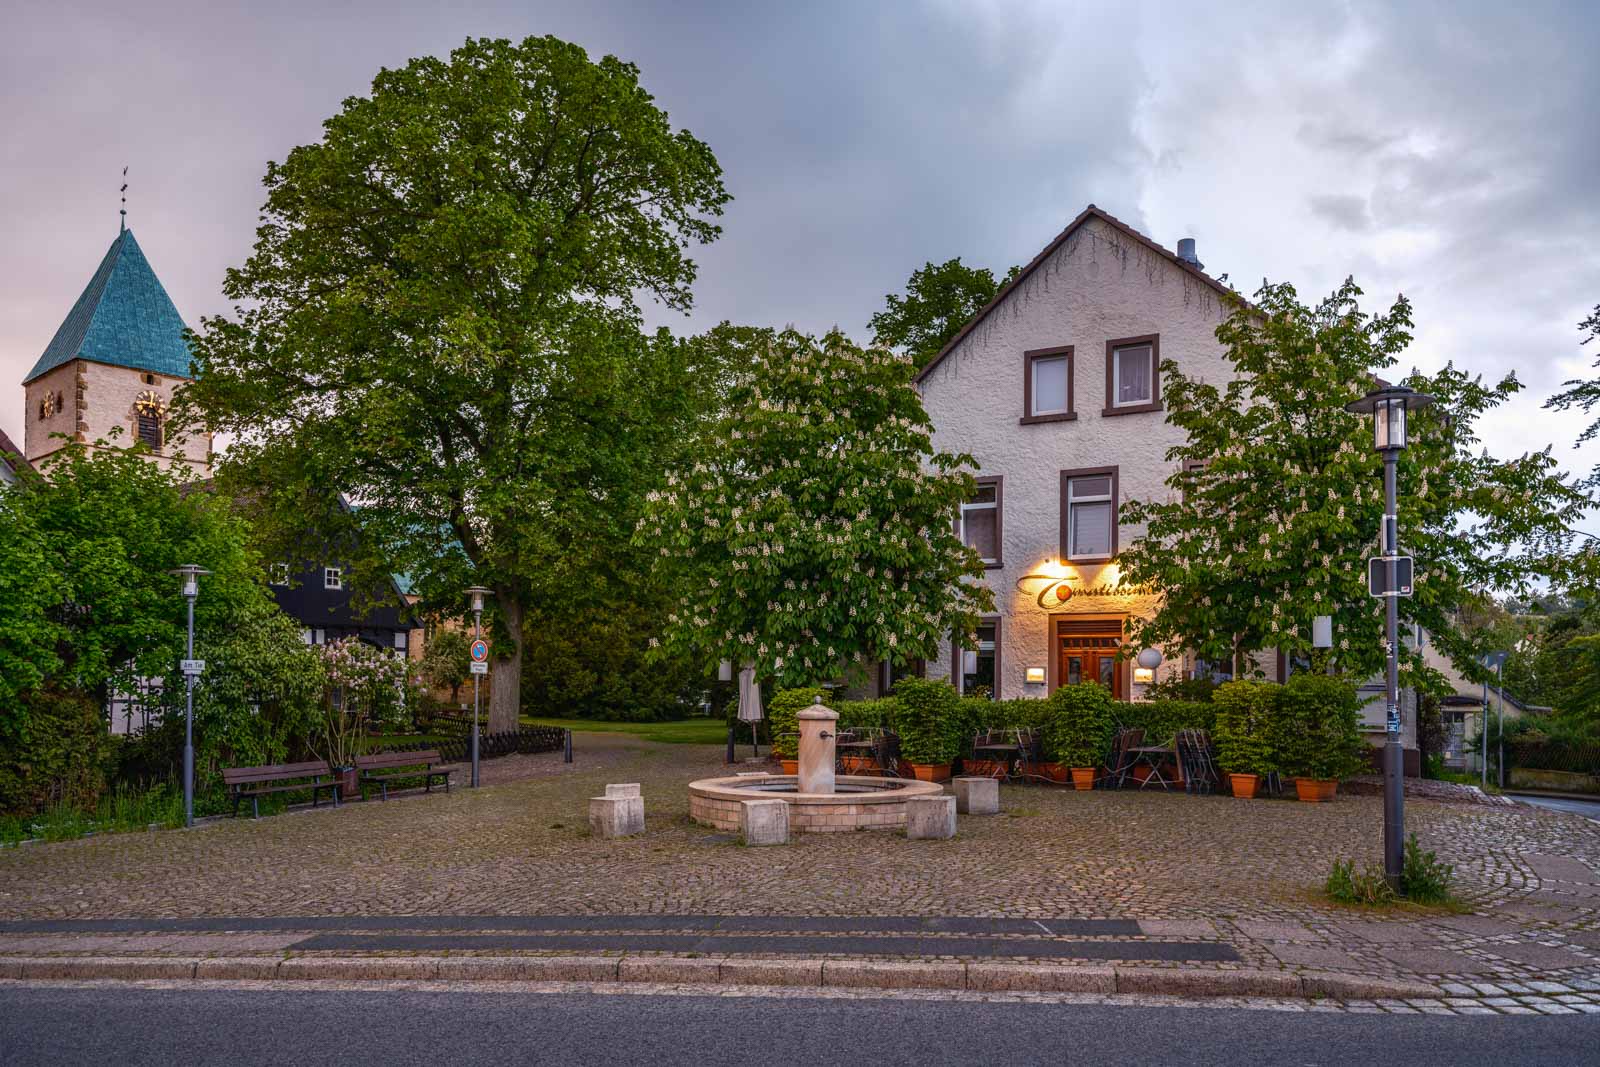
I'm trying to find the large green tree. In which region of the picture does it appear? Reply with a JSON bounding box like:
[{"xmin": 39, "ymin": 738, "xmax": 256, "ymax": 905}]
[
  {"xmin": 0, "ymin": 441, "xmax": 269, "ymax": 746},
  {"xmin": 1117, "ymin": 279, "xmax": 1591, "ymax": 691},
  {"xmin": 869, "ymin": 258, "xmax": 1018, "ymax": 369},
  {"xmin": 1545, "ymin": 302, "xmax": 1600, "ymax": 480},
  {"xmin": 183, "ymin": 36, "xmax": 730, "ymax": 731},
  {"xmin": 635, "ymin": 328, "xmax": 993, "ymax": 685}
]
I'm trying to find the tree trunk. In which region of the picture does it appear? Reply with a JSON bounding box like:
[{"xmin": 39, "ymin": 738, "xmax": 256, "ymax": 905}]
[{"xmin": 487, "ymin": 594, "xmax": 523, "ymax": 733}]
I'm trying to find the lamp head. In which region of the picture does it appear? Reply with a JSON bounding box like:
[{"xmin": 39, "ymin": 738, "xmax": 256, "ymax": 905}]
[
  {"xmin": 168, "ymin": 564, "xmax": 211, "ymax": 600},
  {"xmin": 465, "ymin": 585, "xmax": 493, "ymax": 614},
  {"xmin": 1344, "ymin": 385, "xmax": 1434, "ymax": 452}
]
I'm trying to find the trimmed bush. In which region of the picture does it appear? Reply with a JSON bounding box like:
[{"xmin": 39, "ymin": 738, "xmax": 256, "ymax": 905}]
[
  {"xmin": 1212, "ymin": 680, "xmax": 1279, "ymax": 777},
  {"xmin": 1041, "ymin": 682, "xmax": 1114, "ymax": 768},
  {"xmin": 1274, "ymin": 674, "xmax": 1368, "ymax": 781},
  {"xmin": 894, "ymin": 678, "xmax": 962, "ymax": 765},
  {"xmin": 836, "ymin": 697, "xmax": 899, "ymax": 733},
  {"xmin": 767, "ymin": 687, "xmax": 827, "ymax": 760}
]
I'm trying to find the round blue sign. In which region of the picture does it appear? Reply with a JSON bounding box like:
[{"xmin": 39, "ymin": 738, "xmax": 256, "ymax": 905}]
[{"xmin": 470, "ymin": 639, "xmax": 489, "ymax": 662}]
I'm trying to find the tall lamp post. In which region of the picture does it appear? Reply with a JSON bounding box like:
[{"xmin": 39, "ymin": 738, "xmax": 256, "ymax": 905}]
[
  {"xmin": 1480, "ymin": 650, "xmax": 1508, "ymax": 787},
  {"xmin": 168, "ymin": 564, "xmax": 211, "ymax": 828},
  {"xmin": 1345, "ymin": 385, "xmax": 1433, "ymax": 888},
  {"xmin": 465, "ymin": 586, "xmax": 493, "ymax": 789}
]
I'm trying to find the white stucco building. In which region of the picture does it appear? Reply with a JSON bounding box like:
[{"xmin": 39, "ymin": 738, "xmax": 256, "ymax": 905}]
[{"xmin": 914, "ymin": 205, "xmax": 1273, "ymax": 703}]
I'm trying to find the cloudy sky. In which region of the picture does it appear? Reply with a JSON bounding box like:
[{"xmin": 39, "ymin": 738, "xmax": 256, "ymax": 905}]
[{"xmin": 2, "ymin": 1, "xmax": 1597, "ymax": 488}]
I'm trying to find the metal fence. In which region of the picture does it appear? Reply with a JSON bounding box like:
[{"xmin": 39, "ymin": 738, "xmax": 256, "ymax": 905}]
[{"xmin": 385, "ymin": 726, "xmax": 572, "ymax": 764}]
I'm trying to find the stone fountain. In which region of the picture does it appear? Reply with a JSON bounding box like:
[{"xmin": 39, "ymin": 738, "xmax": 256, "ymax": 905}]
[{"xmin": 688, "ymin": 700, "xmax": 943, "ymax": 833}]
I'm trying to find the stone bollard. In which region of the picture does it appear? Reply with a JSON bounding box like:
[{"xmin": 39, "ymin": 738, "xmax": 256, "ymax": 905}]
[
  {"xmin": 739, "ymin": 798, "xmax": 789, "ymax": 846},
  {"xmin": 604, "ymin": 783, "xmax": 641, "ymax": 798},
  {"xmin": 905, "ymin": 795, "xmax": 957, "ymax": 839},
  {"xmin": 589, "ymin": 795, "xmax": 645, "ymax": 838},
  {"xmin": 953, "ymin": 776, "xmax": 1000, "ymax": 815}
]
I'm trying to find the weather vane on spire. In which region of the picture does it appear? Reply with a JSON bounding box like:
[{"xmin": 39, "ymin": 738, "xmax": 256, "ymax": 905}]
[{"xmin": 120, "ymin": 166, "xmax": 128, "ymax": 233}]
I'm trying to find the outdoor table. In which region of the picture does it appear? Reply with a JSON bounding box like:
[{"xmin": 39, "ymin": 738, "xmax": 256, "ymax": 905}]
[{"xmin": 1127, "ymin": 745, "xmax": 1177, "ymax": 791}]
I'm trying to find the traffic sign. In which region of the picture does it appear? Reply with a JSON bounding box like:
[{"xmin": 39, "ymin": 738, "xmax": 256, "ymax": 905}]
[
  {"xmin": 1367, "ymin": 556, "xmax": 1414, "ymax": 598},
  {"xmin": 180, "ymin": 659, "xmax": 205, "ymax": 675},
  {"xmin": 470, "ymin": 661, "xmax": 489, "ymax": 675},
  {"xmin": 470, "ymin": 638, "xmax": 489, "ymax": 663}
]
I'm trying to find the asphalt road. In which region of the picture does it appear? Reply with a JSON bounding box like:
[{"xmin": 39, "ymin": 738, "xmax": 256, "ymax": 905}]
[
  {"xmin": 1513, "ymin": 793, "xmax": 1600, "ymax": 820},
  {"xmin": 3, "ymin": 984, "xmax": 1598, "ymax": 1067}
]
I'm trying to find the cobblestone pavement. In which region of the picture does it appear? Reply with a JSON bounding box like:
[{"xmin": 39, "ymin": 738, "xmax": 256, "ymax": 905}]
[{"xmin": 3, "ymin": 733, "xmax": 1600, "ymax": 1010}]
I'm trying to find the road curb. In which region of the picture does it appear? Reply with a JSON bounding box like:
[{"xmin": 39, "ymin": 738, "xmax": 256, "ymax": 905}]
[{"xmin": 0, "ymin": 955, "xmax": 1444, "ymax": 1001}]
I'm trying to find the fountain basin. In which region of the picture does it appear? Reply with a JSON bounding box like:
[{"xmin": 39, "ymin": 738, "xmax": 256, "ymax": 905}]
[{"xmin": 688, "ymin": 774, "xmax": 945, "ymax": 833}]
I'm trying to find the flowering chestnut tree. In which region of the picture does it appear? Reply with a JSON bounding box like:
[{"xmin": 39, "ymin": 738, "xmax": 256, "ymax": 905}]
[
  {"xmin": 636, "ymin": 328, "xmax": 993, "ymax": 685},
  {"xmin": 1117, "ymin": 278, "xmax": 1589, "ymax": 688}
]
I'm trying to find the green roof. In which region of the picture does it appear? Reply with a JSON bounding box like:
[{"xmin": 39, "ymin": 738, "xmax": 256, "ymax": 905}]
[{"xmin": 23, "ymin": 229, "xmax": 194, "ymax": 384}]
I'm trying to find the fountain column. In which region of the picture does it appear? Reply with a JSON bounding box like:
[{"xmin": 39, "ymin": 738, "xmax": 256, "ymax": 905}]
[{"xmin": 796, "ymin": 702, "xmax": 838, "ymax": 794}]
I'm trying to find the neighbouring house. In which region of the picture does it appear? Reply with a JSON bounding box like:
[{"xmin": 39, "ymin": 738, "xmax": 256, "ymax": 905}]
[
  {"xmin": 20, "ymin": 225, "xmax": 212, "ymax": 475},
  {"xmin": 907, "ymin": 204, "xmax": 1421, "ymax": 761}
]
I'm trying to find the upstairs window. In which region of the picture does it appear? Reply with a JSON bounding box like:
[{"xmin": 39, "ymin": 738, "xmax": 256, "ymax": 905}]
[
  {"xmin": 1062, "ymin": 468, "xmax": 1118, "ymax": 562},
  {"xmin": 960, "ymin": 477, "xmax": 1002, "ymax": 567},
  {"xmin": 1022, "ymin": 346, "xmax": 1075, "ymax": 423},
  {"xmin": 269, "ymin": 563, "xmax": 290, "ymax": 586},
  {"xmin": 324, "ymin": 567, "xmax": 343, "ymax": 591},
  {"xmin": 1104, "ymin": 335, "xmax": 1161, "ymax": 414}
]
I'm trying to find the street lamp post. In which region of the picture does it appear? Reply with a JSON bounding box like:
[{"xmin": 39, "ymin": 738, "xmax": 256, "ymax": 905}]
[
  {"xmin": 1480, "ymin": 650, "xmax": 1508, "ymax": 787},
  {"xmin": 1345, "ymin": 385, "xmax": 1433, "ymax": 889},
  {"xmin": 168, "ymin": 564, "xmax": 211, "ymax": 828},
  {"xmin": 465, "ymin": 586, "xmax": 493, "ymax": 789}
]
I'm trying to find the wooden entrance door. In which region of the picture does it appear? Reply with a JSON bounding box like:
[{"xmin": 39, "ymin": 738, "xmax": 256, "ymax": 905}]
[{"xmin": 1059, "ymin": 633, "xmax": 1125, "ymax": 699}]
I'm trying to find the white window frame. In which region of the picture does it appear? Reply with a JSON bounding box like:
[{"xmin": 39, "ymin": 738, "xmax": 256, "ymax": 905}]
[
  {"xmin": 1030, "ymin": 355, "xmax": 1070, "ymax": 416},
  {"xmin": 324, "ymin": 567, "xmax": 342, "ymax": 590},
  {"xmin": 1065, "ymin": 473, "xmax": 1115, "ymax": 561},
  {"xmin": 959, "ymin": 480, "xmax": 1001, "ymax": 566},
  {"xmin": 269, "ymin": 562, "xmax": 290, "ymax": 586},
  {"xmin": 1111, "ymin": 343, "xmax": 1155, "ymax": 408}
]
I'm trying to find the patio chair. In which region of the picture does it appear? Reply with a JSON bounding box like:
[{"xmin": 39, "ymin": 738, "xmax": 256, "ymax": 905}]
[
  {"xmin": 1013, "ymin": 727, "xmax": 1043, "ymax": 782},
  {"xmin": 1175, "ymin": 729, "xmax": 1220, "ymax": 796},
  {"xmin": 874, "ymin": 729, "xmax": 904, "ymax": 779},
  {"xmin": 1104, "ymin": 728, "xmax": 1144, "ymax": 789}
]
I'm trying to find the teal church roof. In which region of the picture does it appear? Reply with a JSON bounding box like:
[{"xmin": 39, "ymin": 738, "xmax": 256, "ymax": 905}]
[{"xmin": 23, "ymin": 229, "xmax": 194, "ymax": 384}]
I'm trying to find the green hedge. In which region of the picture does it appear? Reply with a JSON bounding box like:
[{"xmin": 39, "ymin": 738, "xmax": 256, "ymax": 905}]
[
  {"xmin": 0, "ymin": 689, "xmax": 114, "ymax": 817},
  {"xmin": 1212, "ymin": 680, "xmax": 1279, "ymax": 777},
  {"xmin": 1040, "ymin": 681, "xmax": 1115, "ymax": 767},
  {"xmin": 1109, "ymin": 700, "xmax": 1215, "ymax": 742},
  {"xmin": 893, "ymin": 678, "xmax": 963, "ymax": 765}
]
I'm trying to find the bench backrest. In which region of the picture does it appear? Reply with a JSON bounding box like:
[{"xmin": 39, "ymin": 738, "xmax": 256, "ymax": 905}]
[
  {"xmin": 222, "ymin": 760, "xmax": 332, "ymax": 785},
  {"xmin": 356, "ymin": 750, "xmax": 441, "ymax": 770}
]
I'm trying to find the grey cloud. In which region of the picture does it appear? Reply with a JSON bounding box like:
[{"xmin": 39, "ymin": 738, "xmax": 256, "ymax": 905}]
[{"xmin": 1308, "ymin": 193, "xmax": 1372, "ymax": 232}]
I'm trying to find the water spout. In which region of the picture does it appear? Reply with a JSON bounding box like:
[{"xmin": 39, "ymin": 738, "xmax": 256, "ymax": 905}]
[{"xmin": 796, "ymin": 701, "xmax": 838, "ymax": 794}]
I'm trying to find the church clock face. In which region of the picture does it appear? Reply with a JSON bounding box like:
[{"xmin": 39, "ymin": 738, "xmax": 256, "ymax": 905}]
[
  {"xmin": 39, "ymin": 391, "xmax": 59, "ymax": 419},
  {"xmin": 134, "ymin": 390, "xmax": 165, "ymax": 417}
]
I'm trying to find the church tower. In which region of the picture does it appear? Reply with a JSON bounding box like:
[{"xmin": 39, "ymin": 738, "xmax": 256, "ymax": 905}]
[{"xmin": 21, "ymin": 227, "xmax": 210, "ymax": 474}]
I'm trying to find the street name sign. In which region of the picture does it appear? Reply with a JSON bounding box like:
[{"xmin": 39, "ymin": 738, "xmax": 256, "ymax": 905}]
[{"xmin": 180, "ymin": 659, "xmax": 205, "ymax": 675}]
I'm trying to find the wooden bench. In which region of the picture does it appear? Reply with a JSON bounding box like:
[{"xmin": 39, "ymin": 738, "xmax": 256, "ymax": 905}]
[
  {"xmin": 222, "ymin": 760, "xmax": 341, "ymax": 819},
  {"xmin": 355, "ymin": 750, "xmax": 453, "ymax": 801}
]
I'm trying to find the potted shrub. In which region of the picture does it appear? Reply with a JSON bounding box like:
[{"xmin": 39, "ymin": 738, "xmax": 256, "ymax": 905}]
[
  {"xmin": 894, "ymin": 678, "xmax": 961, "ymax": 781},
  {"xmin": 1212, "ymin": 680, "xmax": 1279, "ymax": 799},
  {"xmin": 1274, "ymin": 673, "xmax": 1367, "ymax": 802},
  {"xmin": 767, "ymin": 688, "xmax": 821, "ymax": 775},
  {"xmin": 1041, "ymin": 681, "xmax": 1113, "ymax": 790}
]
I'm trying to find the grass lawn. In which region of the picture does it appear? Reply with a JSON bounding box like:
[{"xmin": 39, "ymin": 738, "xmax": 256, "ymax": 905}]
[{"xmin": 522, "ymin": 717, "xmax": 731, "ymax": 745}]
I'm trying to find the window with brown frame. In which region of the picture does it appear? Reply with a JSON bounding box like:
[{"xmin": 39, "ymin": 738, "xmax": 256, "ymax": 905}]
[
  {"xmin": 1103, "ymin": 334, "xmax": 1162, "ymax": 415},
  {"xmin": 960, "ymin": 476, "xmax": 1003, "ymax": 567},
  {"xmin": 1060, "ymin": 466, "xmax": 1118, "ymax": 563},
  {"xmin": 1021, "ymin": 346, "xmax": 1075, "ymax": 423}
]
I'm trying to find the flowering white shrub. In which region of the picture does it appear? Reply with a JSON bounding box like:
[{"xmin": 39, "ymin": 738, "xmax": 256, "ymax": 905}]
[{"xmin": 637, "ymin": 328, "xmax": 993, "ymax": 684}]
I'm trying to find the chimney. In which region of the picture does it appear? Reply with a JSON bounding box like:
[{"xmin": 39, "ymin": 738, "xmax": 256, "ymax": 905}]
[{"xmin": 1176, "ymin": 237, "xmax": 1203, "ymax": 270}]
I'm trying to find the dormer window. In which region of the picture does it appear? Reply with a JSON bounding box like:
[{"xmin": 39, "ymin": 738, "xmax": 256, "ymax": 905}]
[
  {"xmin": 324, "ymin": 567, "xmax": 343, "ymax": 590},
  {"xmin": 269, "ymin": 563, "xmax": 290, "ymax": 586}
]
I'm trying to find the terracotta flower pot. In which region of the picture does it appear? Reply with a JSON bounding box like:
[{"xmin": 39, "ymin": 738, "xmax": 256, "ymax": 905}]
[
  {"xmin": 1037, "ymin": 762, "xmax": 1069, "ymax": 784},
  {"xmin": 906, "ymin": 762, "xmax": 952, "ymax": 783},
  {"xmin": 1070, "ymin": 767, "xmax": 1096, "ymax": 791},
  {"xmin": 1228, "ymin": 772, "xmax": 1260, "ymax": 799},
  {"xmin": 1294, "ymin": 778, "xmax": 1338, "ymax": 803},
  {"xmin": 963, "ymin": 759, "xmax": 1006, "ymax": 779},
  {"xmin": 778, "ymin": 759, "xmax": 799, "ymax": 775},
  {"xmin": 840, "ymin": 756, "xmax": 880, "ymax": 775}
]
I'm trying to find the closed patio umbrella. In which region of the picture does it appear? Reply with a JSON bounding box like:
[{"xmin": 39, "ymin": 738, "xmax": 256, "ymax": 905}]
[{"xmin": 737, "ymin": 665, "xmax": 763, "ymax": 756}]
